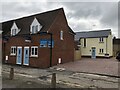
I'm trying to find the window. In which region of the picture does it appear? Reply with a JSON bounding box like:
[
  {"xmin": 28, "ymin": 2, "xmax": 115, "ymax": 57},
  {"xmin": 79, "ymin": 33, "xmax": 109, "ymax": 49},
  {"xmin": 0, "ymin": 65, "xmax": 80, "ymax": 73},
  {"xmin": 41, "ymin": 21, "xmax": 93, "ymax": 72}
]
[
  {"xmin": 99, "ymin": 37, "xmax": 104, "ymax": 42},
  {"xmin": 12, "ymin": 29, "xmax": 16, "ymax": 36},
  {"xmin": 31, "ymin": 46, "xmax": 38, "ymax": 57},
  {"xmin": 102, "ymin": 49, "xmax": 104, "ymax": 53},
  {"xmin": 11, "ymin": 46, "xmax": 16, "ymax": 55},
  {"xmin": 83, "ymin": 38, "xmax": 86, "ymax": 47},
  {"xmin": 99, "ymin": 49, "xmax": 104, "ymax": 53},
  {"xmin": 36, "ymin": 25, "xmax": 38, "ymax": 32},
  {"xmin": 60, "ymin": 31, "xmax": 63, "ymax": 40},
  {"xmin": 31, "ymin": 25, "xmax": 38, "ymax": 34},
  {"xmin": 32, "ymin": 26, "xmax": 35, "ymax": 33},
  {"xmin": 11, "ymin": 22, "xmax": 19, "ymax": 36},
  {"xmin": 40, "ymin": 39, "xmax": 47, "ymax": 47}
]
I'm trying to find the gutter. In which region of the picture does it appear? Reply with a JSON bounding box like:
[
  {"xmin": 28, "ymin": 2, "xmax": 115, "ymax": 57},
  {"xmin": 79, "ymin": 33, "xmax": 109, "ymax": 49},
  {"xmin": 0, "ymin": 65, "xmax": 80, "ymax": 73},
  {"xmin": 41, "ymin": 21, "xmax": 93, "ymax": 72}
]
[{"xmin": 106, "ymin": 37, "xmax": 107, "ymax": 54}]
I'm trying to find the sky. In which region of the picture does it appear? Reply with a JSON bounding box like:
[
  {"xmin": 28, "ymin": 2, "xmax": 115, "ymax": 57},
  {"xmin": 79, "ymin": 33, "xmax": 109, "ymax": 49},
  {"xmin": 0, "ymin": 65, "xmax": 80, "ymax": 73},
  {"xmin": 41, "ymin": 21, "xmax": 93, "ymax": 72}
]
[{"xmin": 0, "ymin": 0, "xmax": 119, "ymax": 37}]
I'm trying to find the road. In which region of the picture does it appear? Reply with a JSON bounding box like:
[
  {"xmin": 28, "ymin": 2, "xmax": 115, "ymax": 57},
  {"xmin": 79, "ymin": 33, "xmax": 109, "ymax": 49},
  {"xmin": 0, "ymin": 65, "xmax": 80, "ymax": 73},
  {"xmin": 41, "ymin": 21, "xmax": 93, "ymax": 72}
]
[{"xmin": 2, "ymin": 64, "xmax": 119, "ymax": 89}]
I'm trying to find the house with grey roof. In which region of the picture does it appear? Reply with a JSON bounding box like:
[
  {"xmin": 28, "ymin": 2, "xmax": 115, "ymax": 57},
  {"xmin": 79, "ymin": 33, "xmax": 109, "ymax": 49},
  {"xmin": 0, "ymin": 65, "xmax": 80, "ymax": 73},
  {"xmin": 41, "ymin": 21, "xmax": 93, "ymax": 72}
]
[{"xmin": 75, "ymin": 29, "xmax": 113, "ymax": 58}]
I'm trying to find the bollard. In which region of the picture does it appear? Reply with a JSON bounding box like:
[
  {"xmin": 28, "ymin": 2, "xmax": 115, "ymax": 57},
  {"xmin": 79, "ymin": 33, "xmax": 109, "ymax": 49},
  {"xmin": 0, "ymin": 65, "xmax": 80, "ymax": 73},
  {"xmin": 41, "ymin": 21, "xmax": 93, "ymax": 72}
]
[
  {"xmin": 9, "ymin": 67, "xmax": 14, "ymax": 80},
  {"xmin": 51, "ymin": 73, "xmax": 56, "ymax": 88}
]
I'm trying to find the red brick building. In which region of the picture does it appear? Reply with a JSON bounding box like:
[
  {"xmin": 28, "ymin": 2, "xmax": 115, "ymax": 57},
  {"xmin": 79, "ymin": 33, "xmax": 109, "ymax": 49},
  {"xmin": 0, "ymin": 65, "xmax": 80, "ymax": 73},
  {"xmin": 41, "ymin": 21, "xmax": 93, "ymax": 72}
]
[{"xmin": 2, "ymin": 8, "xmax": 75, "ymax": 68}]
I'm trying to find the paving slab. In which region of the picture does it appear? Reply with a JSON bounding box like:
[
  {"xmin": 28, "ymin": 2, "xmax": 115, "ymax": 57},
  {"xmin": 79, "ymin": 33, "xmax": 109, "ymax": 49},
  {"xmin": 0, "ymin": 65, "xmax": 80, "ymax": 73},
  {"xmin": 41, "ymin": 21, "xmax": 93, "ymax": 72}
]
[{"xmin": 52, "ymin": 57, "xmax": 119, "ymax": 76}]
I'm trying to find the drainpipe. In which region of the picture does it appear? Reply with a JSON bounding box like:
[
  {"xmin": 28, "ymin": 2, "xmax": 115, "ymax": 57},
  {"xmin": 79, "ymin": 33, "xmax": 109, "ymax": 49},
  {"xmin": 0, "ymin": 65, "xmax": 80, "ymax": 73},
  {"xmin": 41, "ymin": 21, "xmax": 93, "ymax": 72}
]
[
  {"xmin": 3, "ymin": 42, "xmax": 5, "ymax": 63},
  {"xmin": 40, "ymin": 32, "xmax": 53, "ymax": 67},
  {"xmin": 106, "ymin": 37, "xmax": 107, "ymax": 54},
  {"xmin": 49, "ymin": 33, "xmax": 53, "ymax": 67}
]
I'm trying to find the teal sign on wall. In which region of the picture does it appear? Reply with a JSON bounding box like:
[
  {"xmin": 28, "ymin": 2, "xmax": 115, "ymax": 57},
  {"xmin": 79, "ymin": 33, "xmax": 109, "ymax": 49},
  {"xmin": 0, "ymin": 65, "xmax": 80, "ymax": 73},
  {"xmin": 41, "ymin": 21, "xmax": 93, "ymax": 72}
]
[{"xmin": 40, "ymin": 39, "xmax": 54, "ymax": 48}]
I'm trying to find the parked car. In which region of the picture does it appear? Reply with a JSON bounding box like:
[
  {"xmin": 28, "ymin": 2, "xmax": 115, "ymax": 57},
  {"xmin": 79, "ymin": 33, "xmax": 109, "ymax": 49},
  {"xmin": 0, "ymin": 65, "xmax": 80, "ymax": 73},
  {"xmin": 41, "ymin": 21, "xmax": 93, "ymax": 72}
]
[{"xmin": 116, "ymin": 51, "xmax": 120, "ymax": 61}]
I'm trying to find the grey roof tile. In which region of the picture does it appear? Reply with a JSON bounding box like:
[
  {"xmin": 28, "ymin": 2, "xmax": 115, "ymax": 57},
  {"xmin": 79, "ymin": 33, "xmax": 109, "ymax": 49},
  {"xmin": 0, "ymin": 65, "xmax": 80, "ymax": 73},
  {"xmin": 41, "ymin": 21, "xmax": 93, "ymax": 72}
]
[
  {"xmin": 75, "ymin": 29, "xmax": 111, "ymax": 41},
  {"xmin": 2, "ymin": 8, "xmax": 75, "ymax": 36}
]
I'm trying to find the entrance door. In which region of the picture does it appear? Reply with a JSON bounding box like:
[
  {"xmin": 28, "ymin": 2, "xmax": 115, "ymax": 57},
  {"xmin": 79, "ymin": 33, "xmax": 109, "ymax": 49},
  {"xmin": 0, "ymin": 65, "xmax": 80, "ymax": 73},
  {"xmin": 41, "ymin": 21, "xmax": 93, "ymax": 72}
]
[
  {"xmin": 23, "ymin": 47, "xmax": 29, "ymax": 65},
  {"xmin": 16, "ymin": 47, "xmax": 22, "ymax": 65},
  {"xmin": 91, "ymin": 47, "xmax": 96, "ymax": 58}
]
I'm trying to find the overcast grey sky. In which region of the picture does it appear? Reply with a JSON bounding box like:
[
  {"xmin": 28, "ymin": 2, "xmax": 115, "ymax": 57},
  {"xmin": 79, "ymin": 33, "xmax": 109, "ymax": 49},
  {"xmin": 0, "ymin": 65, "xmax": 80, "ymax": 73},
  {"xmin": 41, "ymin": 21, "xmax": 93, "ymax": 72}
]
[{"xmin": 0, "ymin": 0, "xmax": 119, "ymax": 37}]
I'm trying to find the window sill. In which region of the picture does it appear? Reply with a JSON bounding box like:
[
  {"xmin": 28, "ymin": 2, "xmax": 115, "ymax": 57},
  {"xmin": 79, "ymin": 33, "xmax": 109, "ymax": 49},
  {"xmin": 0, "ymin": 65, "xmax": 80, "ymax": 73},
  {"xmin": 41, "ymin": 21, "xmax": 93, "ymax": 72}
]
[
  {"xmin": 30, "ymin": 55, "xmax": 38, "ymax": 57},
  {"xmin": 48, "ymin": 47, "xmax": 54, "ymax": 48},
  {"xmin": 99, "ymin": 42, "xmax": 104, "ymax": 43},
  {"xmin": 30, "ymin": 32, "xmax": 38, "ymax": 34},
  {"xmin": 99, "ymin": 53, "xmax": 104, "ymax": 54},
  {"xmin": 40, "ymin": 47, "xmax": 47, "ymax": 48},
  {"xmin": 10, "ymin": 54, "xmax": 16, "ymax": 56}
]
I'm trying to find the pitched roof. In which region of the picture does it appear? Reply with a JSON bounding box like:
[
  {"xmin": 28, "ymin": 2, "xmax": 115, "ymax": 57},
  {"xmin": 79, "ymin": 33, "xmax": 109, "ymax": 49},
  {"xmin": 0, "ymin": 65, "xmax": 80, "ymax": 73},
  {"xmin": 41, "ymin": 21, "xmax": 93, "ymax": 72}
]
[
  {"xmin": 68, "ymin": 26, "xmax": 75, "ymax": 35},
  {"xmin": 75, "ymin": 29, "xmax": 111, "ymax": 41},
  {"xmin": 2, "ymin": 8, "xmax": 75, "ymax": 36}
]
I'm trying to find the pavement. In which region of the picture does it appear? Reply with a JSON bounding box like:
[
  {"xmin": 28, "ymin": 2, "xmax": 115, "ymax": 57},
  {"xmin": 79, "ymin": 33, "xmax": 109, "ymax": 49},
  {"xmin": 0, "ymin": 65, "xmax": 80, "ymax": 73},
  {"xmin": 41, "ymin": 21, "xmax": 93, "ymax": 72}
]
[
  {"xmin": 2, "ymin": 57, "xmax": 120, "ymax": 89},
  {"xmin": 52, "ymin": 57, "xmax": 119, "ymax": 77}
]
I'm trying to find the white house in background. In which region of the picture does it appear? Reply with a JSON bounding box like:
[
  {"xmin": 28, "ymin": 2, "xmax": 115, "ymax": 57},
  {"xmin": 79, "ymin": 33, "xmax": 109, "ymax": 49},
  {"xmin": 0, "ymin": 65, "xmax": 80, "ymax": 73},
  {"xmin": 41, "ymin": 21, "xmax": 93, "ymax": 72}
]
[{"xmin": 75, "ymin": 29, "xmax": 113, "ymax": 58}]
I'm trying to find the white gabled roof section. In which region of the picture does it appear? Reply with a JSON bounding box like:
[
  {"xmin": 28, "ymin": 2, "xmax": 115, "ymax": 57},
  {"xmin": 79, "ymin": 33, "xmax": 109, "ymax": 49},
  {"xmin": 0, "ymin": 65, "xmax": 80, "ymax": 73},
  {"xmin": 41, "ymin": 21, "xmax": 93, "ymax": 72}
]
[
  {"xmin": 11, "ymin": 22, "xmax": 18, "ymax": 30},
  {"xmin": 11, "ymin": 22, "xmax": 20, "ymax": 36},
  {"xmin": 31, "ymin": 18, "xmax": 40, "ymax": 26},
  {"xmin": 30, "ymin": 17, "xmax": 42, "ymax": 33}
]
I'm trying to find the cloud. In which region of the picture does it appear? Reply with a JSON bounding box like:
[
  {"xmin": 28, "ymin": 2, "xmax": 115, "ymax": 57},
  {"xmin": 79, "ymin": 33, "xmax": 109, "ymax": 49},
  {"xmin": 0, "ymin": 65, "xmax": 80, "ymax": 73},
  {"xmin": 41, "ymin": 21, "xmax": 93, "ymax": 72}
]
[
  {"xmin": 1, "ymin": 2, "xmax": 48, "ymax": 21},
  {"xmin": 60, "ymin": 2, "xmax": 102, "ymax": 19},
  {"xmin": 0, "ymin": 1, "xmax": 119, "ymax": 37},
  {"xmin": 60, "ymin": 2, "xmax": 118, "ymax": 37},
  {"xmin": 100, "ymin": 2, "xmax": 118, "ymax": 27}
]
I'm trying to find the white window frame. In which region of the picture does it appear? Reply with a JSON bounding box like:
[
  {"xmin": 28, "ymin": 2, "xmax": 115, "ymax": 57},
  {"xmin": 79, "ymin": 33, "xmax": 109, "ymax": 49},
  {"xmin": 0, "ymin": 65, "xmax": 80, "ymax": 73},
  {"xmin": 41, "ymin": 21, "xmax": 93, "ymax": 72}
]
[
  {"xmin": 99, "ymin": 37, "xmax": 104, "ymax": 42},
  {"xmin": 31, "ymin": 46, "xmax": 38, "ymax": 57},
  {"xmin": 83, "ymin": 38, "xmax": 86, "ymax": 47},
  {"xmin": 11, "ymin": 22, "xmax": 20, "ymax": 36},
  {"xmin": 12, "ymin": 29, "xmax": 17, "ymax": 36},
  {"xmin": 31, "ymin": 25, "xmax": 38, "ymax": 34},
  {"xmin": 30, "ymin": 18, "xmax": 42, "ymax": 34},
  {"xmin": 32, "ymin": 26, "xmax": 35, "ymax": 34},
  {"xmin": 60, "ymin": 30, "xmax": 63, "ymax": 40},
  {"xmin": 101, "ymin": 49, "xmax": 104, "ymax": 53},
  {"xmin": 99, "ymin": 48, "xmax": 104, "ymax": 53},
  {"xmin": 10, "ymin": 46, "xmax": 16, "ymax": 55},
  {"xmin": 36, "ymin": 25, "xmax": 38, "ymax": 32}
]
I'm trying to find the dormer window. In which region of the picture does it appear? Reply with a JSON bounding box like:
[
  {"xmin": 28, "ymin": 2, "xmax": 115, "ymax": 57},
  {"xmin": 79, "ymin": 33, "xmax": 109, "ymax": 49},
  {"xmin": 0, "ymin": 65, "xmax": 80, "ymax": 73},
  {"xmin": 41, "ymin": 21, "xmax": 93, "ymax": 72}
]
[
  {"xmin": 30, "ymin": 18, "xmax": 42, "ymax": 34},
  {"xmin": 32, "ymin": 25, "xmax": 39, "ymax": 34},
  {"xmin": 11, "ymin": 22, "xmax": 20, "ymax": 36},
  {"xmin": 12, "ymin": 29, "xmax": 17, "ymax": 36},
  {"xmin": 32, "ymin": 26, "xmax": 35, "ymax": 33},
  {"xmin": 36, "ymin": 25, "xmax": 38, "ymax": 31}
]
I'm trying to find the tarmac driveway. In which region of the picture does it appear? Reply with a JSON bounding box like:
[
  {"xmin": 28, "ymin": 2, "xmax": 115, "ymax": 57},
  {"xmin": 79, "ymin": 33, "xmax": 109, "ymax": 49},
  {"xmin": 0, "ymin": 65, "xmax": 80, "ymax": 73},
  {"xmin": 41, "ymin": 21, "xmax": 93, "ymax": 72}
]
[{"xmin": 52, "ymin": 57, "xmax": 119, "ymax": 76}]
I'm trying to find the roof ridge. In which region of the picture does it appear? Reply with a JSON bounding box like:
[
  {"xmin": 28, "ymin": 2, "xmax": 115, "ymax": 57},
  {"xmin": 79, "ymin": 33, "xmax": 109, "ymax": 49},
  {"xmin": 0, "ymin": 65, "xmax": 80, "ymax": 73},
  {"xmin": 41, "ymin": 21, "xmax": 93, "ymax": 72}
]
[{"xmin": 76, "ymin": 29, "xmax": 111, "ymax": 33}]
